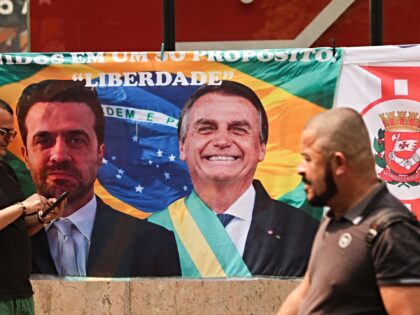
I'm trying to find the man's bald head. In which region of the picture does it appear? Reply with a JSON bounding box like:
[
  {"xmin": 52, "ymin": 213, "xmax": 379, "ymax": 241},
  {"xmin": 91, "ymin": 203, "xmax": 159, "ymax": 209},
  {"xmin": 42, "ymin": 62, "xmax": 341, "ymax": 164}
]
[{"xmin": 304, "ymin": 108, "xmax": 375, "ymax": 173}]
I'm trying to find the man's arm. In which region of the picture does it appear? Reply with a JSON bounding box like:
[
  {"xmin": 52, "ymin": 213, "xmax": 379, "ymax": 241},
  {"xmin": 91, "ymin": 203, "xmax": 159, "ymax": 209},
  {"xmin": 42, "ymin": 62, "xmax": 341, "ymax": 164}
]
[
  {"xmin": 371, "ymin": 218, "xmax": 420, "ymax": 315},
  {"xmin": 277, "ymin": 273, "xmax": 310, "ymax": 315},
  {"xmin": 25, "ymin": 196, "xmax": 64, "ymax": 236},
  {"xmin": 0, "ymin": 193, "xmax": 47, "ymax": 232},
  {"xmin": 380, "ymin": 286, "xmax": 420, "ymax": 315},
  {"xmin": 0, "ymin": 203, "xmax": 27, "ymax": 230}
]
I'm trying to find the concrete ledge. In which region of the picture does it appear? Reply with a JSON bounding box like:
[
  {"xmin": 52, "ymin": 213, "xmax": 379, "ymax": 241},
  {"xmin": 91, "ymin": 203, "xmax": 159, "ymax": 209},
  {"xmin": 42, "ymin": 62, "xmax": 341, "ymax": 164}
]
[{"xmin": 31, "ymin": 276, "xmax": 300, "ymax": 315}]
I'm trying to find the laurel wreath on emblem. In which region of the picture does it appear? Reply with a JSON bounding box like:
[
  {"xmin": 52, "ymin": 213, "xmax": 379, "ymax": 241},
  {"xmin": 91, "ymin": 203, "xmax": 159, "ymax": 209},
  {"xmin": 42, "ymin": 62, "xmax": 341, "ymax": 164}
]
[{"xmin": 374, "ymin": 128, "xmax": 419, "ymax": 188}]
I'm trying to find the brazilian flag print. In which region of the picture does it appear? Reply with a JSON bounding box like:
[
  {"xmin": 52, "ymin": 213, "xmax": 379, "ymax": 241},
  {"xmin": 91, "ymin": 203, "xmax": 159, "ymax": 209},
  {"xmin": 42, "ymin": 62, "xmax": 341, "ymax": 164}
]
[{"xmin": 0, "ymin": 49, "xmax": 342, "ymax": 219}]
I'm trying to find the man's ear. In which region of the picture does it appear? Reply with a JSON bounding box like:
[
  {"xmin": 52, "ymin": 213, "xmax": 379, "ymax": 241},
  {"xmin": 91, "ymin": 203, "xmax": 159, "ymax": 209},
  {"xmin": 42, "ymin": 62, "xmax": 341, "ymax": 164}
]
[
  {"xmin": 258, "ymin": 142, "xmax": 266, "ymax": 162},
  {"xmin": 331, "ymin": 152, "xmax": 347, "ymax": 176},
  {"xmin": 97, "ymin": 144, "xmax": 105, "ymax": 166},
  {"xmin": 21, "ymin": 146, "xmax": 30, "ymax": 170},
  {"xmin": 179, "ymin": 141, "xmax": 186, "ymax": 161}
]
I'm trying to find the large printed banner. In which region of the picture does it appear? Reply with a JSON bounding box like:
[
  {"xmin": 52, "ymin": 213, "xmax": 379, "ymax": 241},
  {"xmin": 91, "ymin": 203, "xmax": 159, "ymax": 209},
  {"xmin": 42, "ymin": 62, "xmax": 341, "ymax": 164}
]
[
  {"xmin": 0, "ymin": 49, "xmax": 341, "ymax": 278},
  {"xmin": 1, "ymin": 49, "xmax": 340, "ymax": 217},
  {"xmin": 335, "ymin": 45, "xmax": 420, "ymax": 219},
  {"xmin": 2, "ymin": 46, "xmax": 419, "ymax": 279}
]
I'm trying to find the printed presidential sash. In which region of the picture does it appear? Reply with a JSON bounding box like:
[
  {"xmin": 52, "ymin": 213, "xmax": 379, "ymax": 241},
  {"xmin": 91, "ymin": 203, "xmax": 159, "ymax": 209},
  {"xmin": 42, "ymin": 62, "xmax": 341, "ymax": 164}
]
[{"xmin": 148, "ymin": 191, "xmax": 251, "ymax": 277}]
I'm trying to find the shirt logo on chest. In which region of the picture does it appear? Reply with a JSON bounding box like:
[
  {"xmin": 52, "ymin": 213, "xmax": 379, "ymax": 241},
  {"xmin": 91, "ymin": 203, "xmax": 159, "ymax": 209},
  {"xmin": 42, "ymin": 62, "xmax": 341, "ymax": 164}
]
[{"xmin": 338, "ymin": 233, "xmax": 352, "ymax": 248}]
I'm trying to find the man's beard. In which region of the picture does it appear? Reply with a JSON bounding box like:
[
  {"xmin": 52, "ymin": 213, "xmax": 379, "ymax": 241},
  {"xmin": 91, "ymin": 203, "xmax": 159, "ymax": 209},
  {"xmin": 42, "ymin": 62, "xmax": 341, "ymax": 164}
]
[
  {"xmin": 306, "ymin": 162, "xmax": 338, "ymax": 207},
  {"xmin": 33, "ymin": 162, "xmax": 95, "ymax": 203}
]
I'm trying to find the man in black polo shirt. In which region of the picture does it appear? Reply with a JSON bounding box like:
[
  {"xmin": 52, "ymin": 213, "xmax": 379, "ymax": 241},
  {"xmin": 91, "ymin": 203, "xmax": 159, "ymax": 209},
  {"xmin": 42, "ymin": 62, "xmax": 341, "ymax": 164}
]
[{"xmin": 278, "ymin": 108, "xmax": 420, "ymax": 315}]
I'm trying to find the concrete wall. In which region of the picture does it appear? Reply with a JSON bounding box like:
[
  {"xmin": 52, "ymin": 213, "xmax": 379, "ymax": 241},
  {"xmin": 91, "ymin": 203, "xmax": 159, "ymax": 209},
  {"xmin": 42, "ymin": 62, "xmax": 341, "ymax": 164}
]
[{"xmin": 31, "ymin": 277, "xmax": 300, "ymax": 315}]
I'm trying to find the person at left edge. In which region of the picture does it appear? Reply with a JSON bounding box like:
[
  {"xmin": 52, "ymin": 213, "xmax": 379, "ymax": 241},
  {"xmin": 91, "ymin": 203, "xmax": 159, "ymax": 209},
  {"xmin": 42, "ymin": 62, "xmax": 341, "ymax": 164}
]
[
  {"xmin": 16, "ymin": 79, "xmax": 181, "ymax": 277},
  {"xmin": 0, "ymin": 99, "xmax": 63, "ymax": 315}
]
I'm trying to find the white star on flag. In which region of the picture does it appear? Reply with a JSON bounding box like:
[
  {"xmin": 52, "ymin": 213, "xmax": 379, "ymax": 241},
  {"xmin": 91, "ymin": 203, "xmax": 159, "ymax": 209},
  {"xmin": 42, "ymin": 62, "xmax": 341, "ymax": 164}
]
[
  {"xmin": 116, "ymin": 174, "xmax": 122, "ymax": 179},
  {"xmin": 157, "ymin": 149, "xmax": 163, "ymax": 157},
  {"xmin": 102, "ymin": 158, "xmax": 108, "ymax": 164},
  {"xmin": 148, "ymin": 160, "xmax": 153, "ymax": 165},
  {"xmin": 169, "ymin": 154, "xmax": 176, "ymax": 162},
  {"xmin": 135, "ymin": 185, "xmax": 144, "ymax": 193},
  {"xmin": 164, "ymin": 172, "xmax": 171, "ymax": 180},
  {"xmin": 132, "ymin": 135, "xmax": 138, "ymax": 142},
  {"xmin": 183, "ymin": 185, "xmax": 188, "ymax": 191},
  {"xmin": 118, "ymin": 169, "xmax": 125, "ymax": 174}
]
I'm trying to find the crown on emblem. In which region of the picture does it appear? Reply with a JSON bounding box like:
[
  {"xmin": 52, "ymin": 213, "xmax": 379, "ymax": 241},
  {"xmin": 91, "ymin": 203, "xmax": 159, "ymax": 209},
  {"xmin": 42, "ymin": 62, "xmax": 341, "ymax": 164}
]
[{"xmin": 379, "ymin": 111, "xmax": 420, "ymax": 131}]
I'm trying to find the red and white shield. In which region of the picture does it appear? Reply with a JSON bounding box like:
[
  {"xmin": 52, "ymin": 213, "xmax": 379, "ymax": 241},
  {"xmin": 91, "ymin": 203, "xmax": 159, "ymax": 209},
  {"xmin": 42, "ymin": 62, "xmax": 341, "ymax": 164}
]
[{"xmin": 384, "ymin": 131, "xmax": 420, "ymax": 176}]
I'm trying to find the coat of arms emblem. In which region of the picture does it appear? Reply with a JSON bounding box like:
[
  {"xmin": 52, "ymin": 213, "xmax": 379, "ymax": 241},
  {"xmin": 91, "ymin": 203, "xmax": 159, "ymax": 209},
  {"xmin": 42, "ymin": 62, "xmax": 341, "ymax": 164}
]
[{"xmin": 374, "ymin": 111, "xmax": 420, "ymax": 186}]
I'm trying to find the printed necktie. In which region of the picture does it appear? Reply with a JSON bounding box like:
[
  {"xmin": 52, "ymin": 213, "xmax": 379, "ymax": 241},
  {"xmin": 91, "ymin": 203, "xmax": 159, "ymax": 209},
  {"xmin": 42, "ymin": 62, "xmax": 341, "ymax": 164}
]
[
  {"xmin": 217, "ymin": 213, "xmax": 235, "ymax": 227},
  {"xmin": 54, "ymin": 219, "xmax": 79, "ymax": 276}
]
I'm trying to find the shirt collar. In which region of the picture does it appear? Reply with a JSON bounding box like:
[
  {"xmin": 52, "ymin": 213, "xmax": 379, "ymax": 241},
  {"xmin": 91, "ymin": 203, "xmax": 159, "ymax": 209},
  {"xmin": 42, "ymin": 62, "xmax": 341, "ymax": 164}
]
[
  {"xmin": 342, "ymin": 182, "xmax": 386, "ymax": 225},
  {"xmin": 217, "ymin": 185, "xmax": 255, "ymax": 222},
  {"xmin": 45, "ymin": 195, "xmax": 97, "ymax": 241}
]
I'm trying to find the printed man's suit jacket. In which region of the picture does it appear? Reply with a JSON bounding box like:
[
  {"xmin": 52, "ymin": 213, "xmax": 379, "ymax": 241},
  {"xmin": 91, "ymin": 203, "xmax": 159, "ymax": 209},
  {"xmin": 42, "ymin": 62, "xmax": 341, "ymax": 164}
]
[
  {"xmin": 31, "ymin": 197, "xmax": 181, "ymax": 277},
  {"xmin": 242, "ymin": 180, "xmax": 319, "ymax": 276}
]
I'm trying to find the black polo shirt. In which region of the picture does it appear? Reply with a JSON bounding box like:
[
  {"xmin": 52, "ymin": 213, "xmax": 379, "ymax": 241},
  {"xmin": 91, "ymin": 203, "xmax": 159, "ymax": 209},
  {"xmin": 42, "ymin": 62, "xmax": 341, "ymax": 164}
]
[{"xmin": 298, "ymin": 183, "xmax": 420, "ymax": 315}]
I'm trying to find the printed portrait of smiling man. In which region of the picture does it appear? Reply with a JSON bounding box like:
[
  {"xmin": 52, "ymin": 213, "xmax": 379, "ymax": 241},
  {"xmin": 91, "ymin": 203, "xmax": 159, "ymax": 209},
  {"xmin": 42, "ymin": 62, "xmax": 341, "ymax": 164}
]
[{"xmin": 149, "ymin": 80, "xmax": 319, "ymax": 278}]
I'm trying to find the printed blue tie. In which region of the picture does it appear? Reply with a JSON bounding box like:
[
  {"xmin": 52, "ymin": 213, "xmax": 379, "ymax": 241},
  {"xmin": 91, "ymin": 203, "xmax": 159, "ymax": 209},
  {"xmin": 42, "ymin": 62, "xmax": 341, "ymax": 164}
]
[
  {"xmin": 54, "ymin": 219, "xmax": 79, "ymax": 276},
  {"xmin": 217, "ymin": 213, "xmax": 235, "ymax": 227}
]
